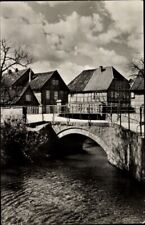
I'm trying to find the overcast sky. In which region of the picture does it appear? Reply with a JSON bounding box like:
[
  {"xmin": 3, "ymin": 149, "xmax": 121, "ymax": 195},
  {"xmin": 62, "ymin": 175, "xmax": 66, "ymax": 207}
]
[{"xmin": 1, "ymin": 1, "xmax": 144, "ymax": 84}]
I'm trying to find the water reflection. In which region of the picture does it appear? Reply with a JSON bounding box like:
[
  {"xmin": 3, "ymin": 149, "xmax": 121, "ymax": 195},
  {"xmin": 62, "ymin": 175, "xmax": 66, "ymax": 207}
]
[
  {"xmin": 1, "ymin": 167, "xmax": 25, "ymax": 191},
  {"xmin": 1, "ymin": 139, "xmax": 145, "ymax": 224}
]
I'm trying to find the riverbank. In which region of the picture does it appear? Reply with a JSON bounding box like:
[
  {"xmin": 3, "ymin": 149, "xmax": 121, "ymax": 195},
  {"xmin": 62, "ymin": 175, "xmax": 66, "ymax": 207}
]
[
  {"xmin": 0, "ymin": 119, "xmax": 58, "ymax": 168},
  {"xmin": 0, "ymin": 119, "xmax": 90, "ymax": 168}
]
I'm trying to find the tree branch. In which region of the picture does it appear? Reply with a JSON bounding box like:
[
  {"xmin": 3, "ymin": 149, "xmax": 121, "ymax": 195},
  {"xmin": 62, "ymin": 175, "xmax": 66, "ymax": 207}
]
[
  {"xmin": 0, "ymin": 39, "xmax": 33, "ymax": 81},
  {"xmin": 128, "ymin": 58, "xmax": 144, "ymax": 78}
]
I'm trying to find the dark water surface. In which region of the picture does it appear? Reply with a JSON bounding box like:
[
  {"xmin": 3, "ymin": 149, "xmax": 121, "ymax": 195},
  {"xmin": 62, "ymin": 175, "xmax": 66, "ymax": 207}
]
[{"xmin": 1, "ymin": 143, "xmax": 145, "ymax": 224}]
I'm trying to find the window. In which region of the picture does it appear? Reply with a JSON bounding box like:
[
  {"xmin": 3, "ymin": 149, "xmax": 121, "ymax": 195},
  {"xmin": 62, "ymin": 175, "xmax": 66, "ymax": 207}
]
[
  {"xmin": 115, "ymin": 91, "xmax": 119, "ymax": 98},
  {"xmin": 117, "ymin": 84, "xmax": 122, "ymax": 90},
  {"xmin": 46, "ymin": 90, "xmax": 50, "ymax": 100},
  {"xmin": 93, "ymin": 93, "xmax": 97, "ymax": 100},
  {"xmin": 121, "ymin": 92, "xmax": 126, "ymax": 100},
  {"xmin": 25, "ymin": 94, "xmax": 31, "ymax": 102},
  {"xmin": 54, "ymin": 91, "xmax": 58, "ymax": 100},
  {"xmin": 52, "ymin": 79, "xmax": 59, "ymax": 85},
  {"xmin": 60, "ymin": 91, "xmax": 64, "ymax": 98},
  {"xmin": 110, "ymin": 91, "xmax": 114, "ymax": 98}
]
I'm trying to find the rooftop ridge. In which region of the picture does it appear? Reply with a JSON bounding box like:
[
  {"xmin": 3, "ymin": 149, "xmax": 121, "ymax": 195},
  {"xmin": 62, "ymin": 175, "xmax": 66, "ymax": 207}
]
[{"xmin": 35, "ymin": 70, "xmax": 56, "ymax": 75}]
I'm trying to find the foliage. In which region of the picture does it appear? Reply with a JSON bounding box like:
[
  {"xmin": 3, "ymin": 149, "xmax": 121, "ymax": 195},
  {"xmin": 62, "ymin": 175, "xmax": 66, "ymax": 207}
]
[{"xmin": 0, "ymin": 118, "xmax": 49, "ymax": 167}]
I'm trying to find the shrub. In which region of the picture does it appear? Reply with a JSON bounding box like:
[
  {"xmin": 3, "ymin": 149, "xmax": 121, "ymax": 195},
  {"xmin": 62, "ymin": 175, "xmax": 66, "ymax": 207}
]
[{"xmin": 0, "ymin": 118, "xmax": 49, "ymax": 167}]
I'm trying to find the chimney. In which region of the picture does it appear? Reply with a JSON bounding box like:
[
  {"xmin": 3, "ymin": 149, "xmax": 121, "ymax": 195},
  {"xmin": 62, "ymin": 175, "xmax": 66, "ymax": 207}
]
[
  {"xmin": 99, "ymin": 66, "xmax": 105, "ymax": 72},
  {"xmin": 8, "ymin": 69, "xmax": 12, "ymax": 74},
  {"xmin": 29, "ymin": 69, "xmax": 31, "ymax": 82},
  {"xmin": 15, "ymin": 68, "xmax": 19, "ymax": 73}
]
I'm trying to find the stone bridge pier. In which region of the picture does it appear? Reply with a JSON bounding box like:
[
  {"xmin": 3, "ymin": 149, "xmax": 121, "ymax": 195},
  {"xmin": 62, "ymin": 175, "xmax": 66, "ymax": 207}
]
[{"xmin": 52, "ymin": 121, "xmax": 145, "ymax": 181}]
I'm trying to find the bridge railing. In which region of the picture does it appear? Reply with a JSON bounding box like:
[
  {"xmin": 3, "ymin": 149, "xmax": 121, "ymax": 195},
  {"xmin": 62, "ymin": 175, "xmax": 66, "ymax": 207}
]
[{"xmin": 27, "ymin": 104, "xmax": 144, "ymax": 136}]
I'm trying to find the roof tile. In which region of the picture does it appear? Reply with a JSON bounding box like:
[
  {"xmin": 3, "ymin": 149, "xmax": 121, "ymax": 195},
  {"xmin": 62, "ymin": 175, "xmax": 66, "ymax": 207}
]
[
  {"xmin": 1, "ymin": 68, "xmax": 29, "ymax": 87},
  {"xmin": 68, "ymin": 66, "xmax": 126, "ymax": 92},
  {"xmin": 30, "ymin": 71, "xmax": 55, "ymax": 90}
]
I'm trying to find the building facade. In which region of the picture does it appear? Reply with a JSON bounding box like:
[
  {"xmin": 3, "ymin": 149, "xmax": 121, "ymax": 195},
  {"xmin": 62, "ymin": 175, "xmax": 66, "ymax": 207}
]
[
  {"xmin": 30, "ymin": 70, "xmax": 69, "ymax": 113},
  {"xmin": 130, "ymin": 73, "xmax": 144, "ymax": 109},
  {"xmin": 68, "ymin": 66, "xmax": 131, "ymax": 115},
  {"xmin": 130, "ymin": 72, "xmax": 144, "ymax": 123},
  {"xmin": 1, "ymin": 68, "xmax": 39, "ymax": 121}
]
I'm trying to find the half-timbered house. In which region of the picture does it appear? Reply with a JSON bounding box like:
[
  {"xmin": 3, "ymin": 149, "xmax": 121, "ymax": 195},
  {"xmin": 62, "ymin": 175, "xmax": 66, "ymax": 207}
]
[
  {"xmin": 68, "ymin": 66, "xmax": 131, "ymax": 115},
  {"xmin": 130, "ymin": 71, "xmax": 144, "ymax": 109},
  {"xmin": 130, "ymin": 71, "xmax": 144, "ymax": 123}
]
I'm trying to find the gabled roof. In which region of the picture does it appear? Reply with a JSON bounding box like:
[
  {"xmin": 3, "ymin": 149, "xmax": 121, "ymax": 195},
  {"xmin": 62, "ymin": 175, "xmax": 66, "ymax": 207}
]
[
  {"xmin": 0, "ymin": 85, "xmax": 39, "ymax": 106},
  {"xmin": 0, "ymin": 85, "xmax": 27, "ymax": 105},
  {"xmin": 1, "ymin": 68, "xmax": 30, "ymax": 87},
  {"xmin": 131, "ymin": 76, "xmax": 144, "ymax": 92},
  {"xmin": 68, "ymin": 66, "xmax": 127, "ymax": 92},
  {"xmin": 11, "ymin": 85, "xmax": 29, "ymax": 105},
  {"xmin": 30, "ymin": 71, "xmax": 55, "ymax": 90},
  {"xmin": 68, "ymin": 69, "xmax": 96, "ymax": 92}
]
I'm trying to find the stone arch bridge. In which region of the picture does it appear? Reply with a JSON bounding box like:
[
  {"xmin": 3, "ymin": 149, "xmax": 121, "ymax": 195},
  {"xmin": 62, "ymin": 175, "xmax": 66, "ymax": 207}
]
[{"xmin": 52, "ymin": 121, "xmax": 144, "ymax": 181}]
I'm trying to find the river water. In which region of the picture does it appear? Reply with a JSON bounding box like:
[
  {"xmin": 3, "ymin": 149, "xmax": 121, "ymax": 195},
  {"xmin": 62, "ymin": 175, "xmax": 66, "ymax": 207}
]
[{"xmin": 1, "ymin": 140, "xmax": 145, "ymax": 224}]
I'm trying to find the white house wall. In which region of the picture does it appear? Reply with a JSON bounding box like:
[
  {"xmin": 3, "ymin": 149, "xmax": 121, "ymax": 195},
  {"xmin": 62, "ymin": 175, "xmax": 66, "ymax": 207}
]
[
  {"xmin": 68, "ymin": 92, "xmax": 107, "ymax": 113},
  {"xmin": 131, "ymin": 94, "xmax": 144, "ymax": 110},
  {"xmin": 68, "ymin": 92, "xmax": 107, "ymax": 103}
]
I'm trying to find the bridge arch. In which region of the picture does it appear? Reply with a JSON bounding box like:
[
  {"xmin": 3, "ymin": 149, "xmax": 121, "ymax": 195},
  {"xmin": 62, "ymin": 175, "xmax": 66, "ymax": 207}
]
[{"xmin": 57, "ymin": 127, "xmax": 109, "ymax": 154}]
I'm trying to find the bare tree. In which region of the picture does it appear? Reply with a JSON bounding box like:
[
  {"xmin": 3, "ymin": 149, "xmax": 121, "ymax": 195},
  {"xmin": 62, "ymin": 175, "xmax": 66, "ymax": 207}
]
[
  {"xmin": 129, "ymin": 57, "xmax": 144, "ymax": 78},
  {"xmin": 0, "ymin": 39, "xmax": 32, "ymax": 81}
]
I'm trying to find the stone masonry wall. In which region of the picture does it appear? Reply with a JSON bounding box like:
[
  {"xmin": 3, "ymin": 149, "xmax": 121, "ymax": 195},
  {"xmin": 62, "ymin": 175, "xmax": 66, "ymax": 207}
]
[
  {"xmin": 106, "ymin": 123, "xmax": 144, "ymax": 181},
  {"xmin": 52, "ymin": 122, "xmax": 144, "ymax": 181}
]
